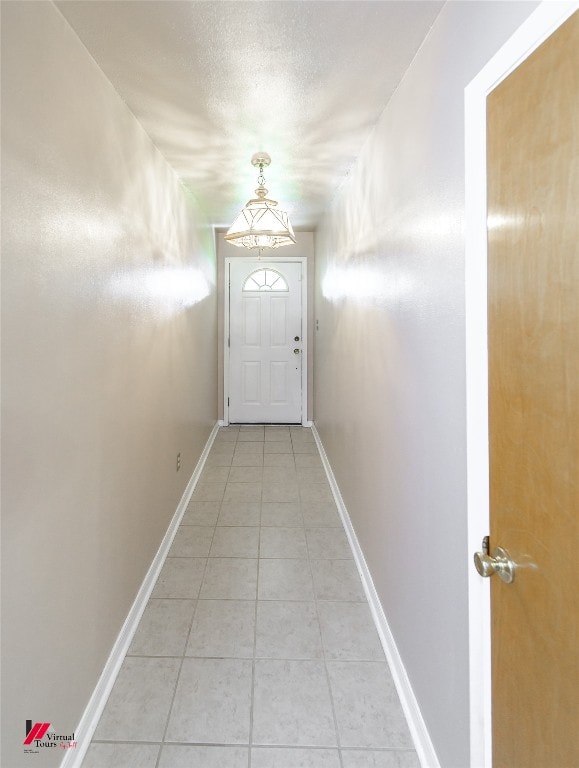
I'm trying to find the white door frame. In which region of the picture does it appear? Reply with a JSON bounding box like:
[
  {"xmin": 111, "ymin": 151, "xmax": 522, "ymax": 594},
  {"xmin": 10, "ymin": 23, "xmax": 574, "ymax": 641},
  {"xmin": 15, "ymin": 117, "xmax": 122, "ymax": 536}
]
[
  {"xmin": 464, "ymin": 3, "xmax": 578, "ymax": 766},
  {"xmin": 224, "ymin": 256, "xmax": 308, "ymax": 426}
]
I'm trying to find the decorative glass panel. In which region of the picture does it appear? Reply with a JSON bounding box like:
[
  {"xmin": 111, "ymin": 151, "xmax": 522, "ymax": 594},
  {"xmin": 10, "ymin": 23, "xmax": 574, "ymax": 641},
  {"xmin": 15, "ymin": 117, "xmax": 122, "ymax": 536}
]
[{"xmin": 243, "ymin": 269, "xmax": 288, "ymax": 292}]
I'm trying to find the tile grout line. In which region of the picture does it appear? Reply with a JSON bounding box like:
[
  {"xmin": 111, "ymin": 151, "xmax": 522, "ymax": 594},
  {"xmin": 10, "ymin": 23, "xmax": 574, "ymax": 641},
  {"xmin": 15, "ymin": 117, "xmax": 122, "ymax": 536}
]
[
  {"xmin": 223, "ymin": 431, "xmax": 252, "ymax": 768},
  {"xmin": 91, "ymin": 738, "xmax": 416, "ymax": 754},
  {"xmin": 152, "ymin": 461, "xmax": 224, "ymax": 768},
  {"xmin": 304, "ymin": 497, "xmax": 345, "ymax": 768},
  {"xmin": 248, "ymin": 440, "xmax": 262, "ymax": 768}
]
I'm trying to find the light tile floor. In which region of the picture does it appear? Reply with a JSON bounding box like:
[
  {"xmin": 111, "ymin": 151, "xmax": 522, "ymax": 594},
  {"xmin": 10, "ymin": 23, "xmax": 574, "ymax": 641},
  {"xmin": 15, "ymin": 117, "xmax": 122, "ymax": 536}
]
[{"xmin": 82, "ymin": 427, "xmax": 420, "ymax": 768}]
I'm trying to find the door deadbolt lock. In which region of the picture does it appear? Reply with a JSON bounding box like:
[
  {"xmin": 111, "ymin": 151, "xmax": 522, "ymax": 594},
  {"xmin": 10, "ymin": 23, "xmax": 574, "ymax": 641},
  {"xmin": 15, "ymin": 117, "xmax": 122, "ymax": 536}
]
[
  {"xmin": 294, "ymin": 336, "xmax": 300, "ymax": 342},
  {"xmin": 473, "ymin": 546, "xmax": 515, "ymax": 583}
]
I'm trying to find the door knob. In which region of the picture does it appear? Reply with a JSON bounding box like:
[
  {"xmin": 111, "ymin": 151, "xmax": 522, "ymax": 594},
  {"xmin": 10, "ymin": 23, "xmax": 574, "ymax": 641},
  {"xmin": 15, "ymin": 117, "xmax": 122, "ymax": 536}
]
[
  {"xmin": 473, "ymin": 546, "xmax": 515, "ymax": 583},
  {"xmin": 293, "ymin": 348, "xmax": 300, "ymax": 354}
]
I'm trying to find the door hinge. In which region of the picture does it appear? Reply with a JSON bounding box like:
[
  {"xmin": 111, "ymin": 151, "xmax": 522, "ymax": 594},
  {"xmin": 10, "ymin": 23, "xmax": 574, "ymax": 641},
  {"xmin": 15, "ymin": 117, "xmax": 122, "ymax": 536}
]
[
  {"xmin": 227, "ymin": 397, "xmax": 230, "ymax": 406},
  {"xmin": 228, "ymin": 337, "xmax": 230, "ymax": 348}
]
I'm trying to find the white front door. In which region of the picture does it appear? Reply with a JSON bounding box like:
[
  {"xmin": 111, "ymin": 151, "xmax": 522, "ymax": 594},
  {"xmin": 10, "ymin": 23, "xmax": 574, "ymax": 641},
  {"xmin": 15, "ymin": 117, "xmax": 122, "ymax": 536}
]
[{"xmin": 228, "ymin": 260, "xmax": 303, "ymax": 424}]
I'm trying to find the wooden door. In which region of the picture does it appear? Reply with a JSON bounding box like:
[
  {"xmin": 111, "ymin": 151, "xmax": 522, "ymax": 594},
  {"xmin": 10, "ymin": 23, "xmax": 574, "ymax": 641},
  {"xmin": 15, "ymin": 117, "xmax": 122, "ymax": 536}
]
[
  {"xmin": 487, "ymin": 12, "xmax": 578, "ymax": 767},
  {"xmin": 228, "ymin": 261, "xmax": 303, "ymax": 424}
]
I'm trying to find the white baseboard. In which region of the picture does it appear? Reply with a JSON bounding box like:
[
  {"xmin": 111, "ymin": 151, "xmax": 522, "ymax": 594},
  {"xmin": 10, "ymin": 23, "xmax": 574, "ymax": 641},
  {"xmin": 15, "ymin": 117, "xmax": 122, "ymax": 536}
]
[
  {"xmin": 311, "ymin": 424, "xmax": 441, "ymax": 768},
  {"xmin": 61, "ymin": 422, "xmax": 220, "ymax": 768}
]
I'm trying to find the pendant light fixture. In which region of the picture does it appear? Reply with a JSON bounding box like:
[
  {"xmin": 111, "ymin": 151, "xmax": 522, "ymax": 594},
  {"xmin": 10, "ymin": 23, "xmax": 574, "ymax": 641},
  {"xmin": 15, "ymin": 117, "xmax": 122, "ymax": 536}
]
[{"xmin": 225, "ymin": 152, "xmax": 296, "ymax": 249}]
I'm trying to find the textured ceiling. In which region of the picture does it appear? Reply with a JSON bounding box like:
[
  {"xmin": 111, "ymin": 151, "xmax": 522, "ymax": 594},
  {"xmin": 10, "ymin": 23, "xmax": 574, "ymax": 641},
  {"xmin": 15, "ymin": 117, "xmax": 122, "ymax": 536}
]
[{"xmin": 56, "ymin": 1, "xmax": 443, "ymax": 230}]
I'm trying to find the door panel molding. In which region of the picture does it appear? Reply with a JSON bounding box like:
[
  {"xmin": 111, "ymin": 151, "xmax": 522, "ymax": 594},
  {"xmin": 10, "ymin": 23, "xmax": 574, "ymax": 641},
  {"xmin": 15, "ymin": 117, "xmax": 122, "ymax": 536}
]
[
  {"xmin": 224, "ymin": 256, "xmax": 308, "ymax": 425},
  {"xmin": 464, "ymin": 3, "xmax": 578, "ymax": 766}
]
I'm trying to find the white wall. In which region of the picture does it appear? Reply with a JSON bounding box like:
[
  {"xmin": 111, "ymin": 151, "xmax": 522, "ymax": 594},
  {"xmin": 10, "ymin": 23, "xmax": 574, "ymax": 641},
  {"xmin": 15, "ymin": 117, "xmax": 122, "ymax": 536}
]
[
  {"xmin": 313, "ymin": 2, "xmax": 538, "ymax": 765},
  {"xmin": 0, "ymin": 4, "xmax": 217, "ymax": 767}
]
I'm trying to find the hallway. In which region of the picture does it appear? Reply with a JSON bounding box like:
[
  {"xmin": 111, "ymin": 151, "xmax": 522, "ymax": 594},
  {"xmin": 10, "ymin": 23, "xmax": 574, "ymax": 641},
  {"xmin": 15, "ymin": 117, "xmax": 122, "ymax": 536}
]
[
  {"xmin": 3, "ymin": 2, "xmax": 556, "ymax": 766},
  {"xmin": 82, "ymin": 426, "xmax": 418, "ymax": 768}
]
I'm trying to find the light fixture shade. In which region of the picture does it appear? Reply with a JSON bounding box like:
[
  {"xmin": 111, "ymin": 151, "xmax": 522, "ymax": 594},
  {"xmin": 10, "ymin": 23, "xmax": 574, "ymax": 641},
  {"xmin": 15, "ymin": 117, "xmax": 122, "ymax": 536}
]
[
  {"xmin": 225, "ymin": 197, "xmax": 296, "ymax": 249},
  {"xmin": 225, "ymin": 152, "xmax": 296, "ymax": 249}
]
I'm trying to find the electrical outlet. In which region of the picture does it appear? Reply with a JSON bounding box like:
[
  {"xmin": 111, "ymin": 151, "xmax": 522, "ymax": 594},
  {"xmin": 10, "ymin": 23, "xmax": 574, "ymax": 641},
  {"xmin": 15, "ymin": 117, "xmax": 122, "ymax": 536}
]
[{"xmin": 176, "ymin": 452, "xmax": 181, "ymax": 472}]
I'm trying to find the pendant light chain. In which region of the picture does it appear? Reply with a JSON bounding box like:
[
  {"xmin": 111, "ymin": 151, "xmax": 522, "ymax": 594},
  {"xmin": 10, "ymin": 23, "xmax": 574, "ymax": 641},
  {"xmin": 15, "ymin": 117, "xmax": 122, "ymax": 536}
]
[
  {"xmin": 257, "ymin": 158, "xmax": 266, "ymax": 258},
  {"xmin": 257, "ymin": 162, "xmax": 266, "ymax": 188}
]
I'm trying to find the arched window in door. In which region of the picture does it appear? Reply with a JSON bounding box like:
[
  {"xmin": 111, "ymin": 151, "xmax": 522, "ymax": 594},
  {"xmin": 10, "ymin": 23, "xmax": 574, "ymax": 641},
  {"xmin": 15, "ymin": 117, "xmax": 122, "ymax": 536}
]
[{"xmin": 243, "ymin": 268, "xmax": 288, "ymax": 292}]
